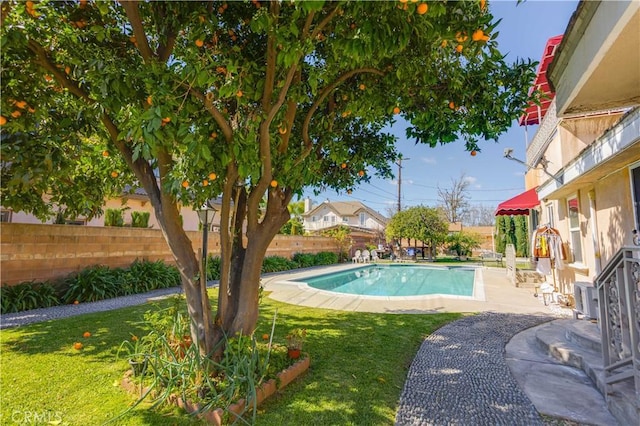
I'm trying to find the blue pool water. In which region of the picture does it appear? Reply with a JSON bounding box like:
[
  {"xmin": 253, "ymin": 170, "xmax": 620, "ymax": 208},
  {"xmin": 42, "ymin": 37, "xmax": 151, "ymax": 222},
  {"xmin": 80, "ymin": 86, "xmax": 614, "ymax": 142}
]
[{"xmin": 298, "ymin": 264, "xmax": 475, "ymax": 297}]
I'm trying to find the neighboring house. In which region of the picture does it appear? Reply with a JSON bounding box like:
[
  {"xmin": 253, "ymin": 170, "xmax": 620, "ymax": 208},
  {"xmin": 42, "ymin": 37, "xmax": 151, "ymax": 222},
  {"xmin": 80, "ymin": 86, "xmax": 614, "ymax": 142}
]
[
  {"xmin": 302, "ymin": 199, "xmax": 387, "ymax": 234},
  {"xmin": 1, "ymin": 189, "xmax": 222, "ymax": 232},
  {"xmin": 301, "ymin": 199, "xmax": 387, "ymax": 252}
]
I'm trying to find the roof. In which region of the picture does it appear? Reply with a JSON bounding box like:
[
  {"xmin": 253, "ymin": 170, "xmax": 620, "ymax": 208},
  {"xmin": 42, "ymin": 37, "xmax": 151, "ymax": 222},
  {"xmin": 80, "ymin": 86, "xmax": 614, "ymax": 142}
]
[
  {"xmin": 303, "ymin": 200, "xmax": 387, "ymax": 223},
  {"xmin": 495, "ymin": 187, "xmax": 539, "ymax": 216},
  {"xmin": 518, "ymin": 35, "xmax": 564, "ymax": 126}
]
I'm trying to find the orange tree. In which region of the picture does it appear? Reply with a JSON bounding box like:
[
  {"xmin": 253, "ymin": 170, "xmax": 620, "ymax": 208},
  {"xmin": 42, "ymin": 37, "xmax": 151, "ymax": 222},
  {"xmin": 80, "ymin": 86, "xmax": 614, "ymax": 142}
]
[{"xmin": 0, "ymin": 1, "xmax": 536, "ymax": 356}]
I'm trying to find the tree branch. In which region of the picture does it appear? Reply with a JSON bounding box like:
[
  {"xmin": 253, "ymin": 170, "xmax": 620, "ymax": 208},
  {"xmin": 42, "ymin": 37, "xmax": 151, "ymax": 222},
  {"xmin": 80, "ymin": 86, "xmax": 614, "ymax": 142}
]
[
  {"xmin": 189, "ymin": 88, "xmax": 234, "ymax": 144},
  {"xmin": 120, "ymin": 0, "xmax": 155, "ymax": 62}
]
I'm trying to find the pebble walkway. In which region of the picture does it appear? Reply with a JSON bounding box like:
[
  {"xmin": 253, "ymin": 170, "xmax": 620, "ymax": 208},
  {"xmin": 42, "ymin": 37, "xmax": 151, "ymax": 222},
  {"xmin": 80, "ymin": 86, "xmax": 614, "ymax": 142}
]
[{"xmin": 395, "ymin": 312, "xmax": 554, "ymax": 426}]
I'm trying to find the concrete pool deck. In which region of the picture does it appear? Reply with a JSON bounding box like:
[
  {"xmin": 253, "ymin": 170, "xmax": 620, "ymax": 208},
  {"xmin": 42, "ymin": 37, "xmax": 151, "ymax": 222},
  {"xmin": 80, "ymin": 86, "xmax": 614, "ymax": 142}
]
[{"xmin": 263, "ymin": 262, "xmax": 561, "ymax": 315}]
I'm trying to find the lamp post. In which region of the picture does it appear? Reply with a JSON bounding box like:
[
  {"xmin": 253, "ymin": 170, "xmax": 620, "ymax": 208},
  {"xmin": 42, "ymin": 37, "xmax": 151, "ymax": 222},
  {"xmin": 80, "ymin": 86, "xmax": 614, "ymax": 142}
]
[{"xmin": 197, "ymin": 202, "xmax": 217, "ymax": 287}]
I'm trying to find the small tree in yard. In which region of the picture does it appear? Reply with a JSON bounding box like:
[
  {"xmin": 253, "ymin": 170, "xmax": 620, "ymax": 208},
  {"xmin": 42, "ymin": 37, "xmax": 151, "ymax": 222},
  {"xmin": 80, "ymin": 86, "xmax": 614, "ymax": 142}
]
[
  {"xmin": 0, "ymin": 1, "xmax": 536, "ymax": 359},
  {"xmin": 321, "ymin": 225, "xmax": 353, "ymax": 262},
  {"xmin": 386, "ymin": 206, "xmax": 449, "ymax": 259}
]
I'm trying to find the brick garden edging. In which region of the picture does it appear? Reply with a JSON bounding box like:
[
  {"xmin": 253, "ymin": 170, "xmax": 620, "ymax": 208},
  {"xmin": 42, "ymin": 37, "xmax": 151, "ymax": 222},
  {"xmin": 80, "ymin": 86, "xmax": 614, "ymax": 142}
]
[{"xmin": 121, "ymin": 355, "xmax": 310, "ymax": 425}]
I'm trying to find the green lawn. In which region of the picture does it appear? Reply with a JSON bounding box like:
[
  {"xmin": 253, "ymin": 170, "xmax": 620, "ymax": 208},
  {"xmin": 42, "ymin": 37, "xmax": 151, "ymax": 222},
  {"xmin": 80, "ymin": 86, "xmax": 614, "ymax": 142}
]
[{"xmin": 1, "ymin": 291, "xmax": 461, "ymax": 425}]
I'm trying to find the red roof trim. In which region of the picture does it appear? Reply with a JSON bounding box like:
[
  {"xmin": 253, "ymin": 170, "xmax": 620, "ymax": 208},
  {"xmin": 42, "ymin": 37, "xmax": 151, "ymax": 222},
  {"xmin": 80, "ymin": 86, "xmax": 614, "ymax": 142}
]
[{"xmin": 518, "ymin": 35, "xmax": 564, "ymax": 126}]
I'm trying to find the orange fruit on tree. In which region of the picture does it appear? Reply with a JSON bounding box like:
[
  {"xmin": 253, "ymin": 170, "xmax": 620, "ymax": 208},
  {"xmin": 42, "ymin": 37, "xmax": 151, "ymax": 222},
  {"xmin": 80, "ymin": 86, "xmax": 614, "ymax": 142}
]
[
  {"xmin": 102, "ymin": 150, "xmax": 109, "ymax": 157},
  {"xmin": 449, "ymin": 101, "xmax": 456, "ymax": 109},
  {"xmin": 202, "ymin": 179, "xmax": 209, "ymax": 186},
  {"xmin": 441, "ymin": 40, "xmax": 448, "ymax": 48},
  {"xmin": 480, "ymin": 0, "xmax": 486, "ymax": 11},
  {"xmin": 83, "ymin": 331, "xmax": 91, "ymax": 338},
  {"xmin": 195, "ymin": 39, "xmax": 204, "ymax": 47},
  {"xmin": 341, "ymin": 163, "xmax": 347, "ymax": 169},
  {"xmin": 208, "ymin": 172, "xmax": 217, "ymax": 180},
  {"xmin": 262, "ymin": 333, "xmax": 269, "ymax": 340},
  {"xmin": 237, "ymin": 90, "xmax": 243, "ymax": 97},
  {"xmin": 44, "ymin": 75, "xmax": 53, "ymax": 82},
  {"xmin": 73, "ymin": 342, "xmax": 83, "ymax": 350},
  {"xmin": 393, "ymin": 106, "xmax": 401, "ymax": 115},
  {"xmin": 278, "ymin": 126, "xmax": 287, "ymax": 135},
  {"xmin": 65, "ymin": 66, "xmax": 71, "ymax": 75},
  {"xmin": 26, "ymin": 1, "xmax": 34, "ymax": 9},
  {"xmin": 359, "ymin": 84, "xmax": 366, "ymax": 90},
  {"xmin": 358, "ymin": 170, "xmax": 365, "ymax": 177},
  {"xmin": 472, "ymin": 29, "xmax": 485, "ymax": 42},
  {"xmin": 399, "ymin": 0, "xmax": 408, "ymax": 3},
  {"xmin": 28, "ymin": 107, "xmax": 35, "ymax": 113},
  {"xmin": 471, "ymin": 150, "xmax": 477, "ymax": 156},
  {"xmin": 14, "ymin": 100, "xmax": 27, "ymax": 109},
  {"xmin": 456, "ymin": 44, "xmax": 463, "ymax": 53},
  {"xmin": 416, "ymin": 3, "xmax": 428, "ymax": 15},
  {"xmin": 111, "ymin": 171, "xmax": 119, "ymax": 178},
  {"xmin": 146, "ymin": 95, "xmax": 152, "ymax": 105},
  {"xmin": 182, "ymin": 180, "xmax": 189, "ymax": 188},
  {"xmin": 73, "ymin": 300, "xmax": 80, "ymax": 305},
  {"xmin": 11, "ymin": 110, "xmax": 21, "ymax": 118},
  {"xmin": 456, "ymin": 32, "xmax": 468, "ymax": 43},
  {"xmin": 270, "ymin": 179, "xmax": 278, "ymax": 188},
  {"xmin": 0, "ymin": 116, "xmax": 6, "ymax": 126}
]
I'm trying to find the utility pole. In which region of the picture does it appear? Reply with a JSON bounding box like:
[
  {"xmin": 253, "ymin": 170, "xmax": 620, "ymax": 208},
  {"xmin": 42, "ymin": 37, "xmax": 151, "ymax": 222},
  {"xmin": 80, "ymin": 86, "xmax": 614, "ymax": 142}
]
[{"xmin": 397, "ymin": 156, "xmax": 410, "ymax": 213}]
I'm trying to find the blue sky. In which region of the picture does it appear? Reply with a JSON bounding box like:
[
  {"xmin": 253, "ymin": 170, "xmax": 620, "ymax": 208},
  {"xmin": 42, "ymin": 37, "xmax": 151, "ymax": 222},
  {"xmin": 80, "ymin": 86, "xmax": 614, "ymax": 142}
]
[{"xmin": 304, "ymin": 0, "xmax": 579, "ymax": 216}]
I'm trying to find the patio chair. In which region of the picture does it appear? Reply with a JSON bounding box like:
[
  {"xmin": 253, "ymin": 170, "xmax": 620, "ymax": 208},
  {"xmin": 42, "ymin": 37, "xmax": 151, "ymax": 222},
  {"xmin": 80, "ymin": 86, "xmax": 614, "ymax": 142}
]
[
  {"xmin": 371, "ymin": 250, "xmax": 379, "ymax": 261},
  {"xmin": 362, "ymin": 249, "xmax": 371, "ymax": 263},
  {"xmin": 352, "ymin": 249, "xmax": 362, "ymax": 263}
]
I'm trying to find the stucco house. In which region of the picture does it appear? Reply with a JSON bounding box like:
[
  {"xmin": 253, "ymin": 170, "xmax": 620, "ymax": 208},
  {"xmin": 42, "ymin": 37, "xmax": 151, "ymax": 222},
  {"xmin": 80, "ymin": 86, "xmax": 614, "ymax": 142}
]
[{"xmin": 509, "ymin": 1, "xmax": 639, "ymax": 422}]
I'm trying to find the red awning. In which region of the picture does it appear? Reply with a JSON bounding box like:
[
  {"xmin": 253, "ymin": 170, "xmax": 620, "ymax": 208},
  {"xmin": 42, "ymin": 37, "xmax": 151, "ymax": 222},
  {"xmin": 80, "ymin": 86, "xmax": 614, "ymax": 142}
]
[
  {"xmin": 495, "ymin": 187, "xmax": 539, "ymax": 216},
  {"xmin": 518, "ymin": 35, "xmax": 564, "ymax": 126}
]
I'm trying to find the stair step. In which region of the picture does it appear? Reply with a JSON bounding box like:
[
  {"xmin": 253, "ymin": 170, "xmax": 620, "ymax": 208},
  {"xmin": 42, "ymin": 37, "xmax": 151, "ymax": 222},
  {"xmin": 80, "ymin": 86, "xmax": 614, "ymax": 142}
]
[
  {"xmin": 534, "ymin": 320, "xmax": 606, "ymax": 395},
  {"xmin": 608, "ymin": 380, "xmax": 639, "ymax": 426}
]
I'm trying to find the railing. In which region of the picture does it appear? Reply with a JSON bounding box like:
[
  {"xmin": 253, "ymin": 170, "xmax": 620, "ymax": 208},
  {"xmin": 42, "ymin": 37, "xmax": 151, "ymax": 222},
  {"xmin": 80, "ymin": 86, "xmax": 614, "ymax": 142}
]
[
  {"xmin": 526, "ymin": 98, "xmax": 558, "ymax": 167},
  {"xmin": 595, "ymin": 246, "xmax": 640, "ymax": 406}
]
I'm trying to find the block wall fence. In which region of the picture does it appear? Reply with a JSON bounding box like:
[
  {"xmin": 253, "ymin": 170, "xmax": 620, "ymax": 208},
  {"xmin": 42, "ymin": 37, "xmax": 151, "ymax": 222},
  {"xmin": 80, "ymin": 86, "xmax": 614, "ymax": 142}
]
[{"xmin": 0, "ymin": 223, "xmax": 338, "ymax": 285}]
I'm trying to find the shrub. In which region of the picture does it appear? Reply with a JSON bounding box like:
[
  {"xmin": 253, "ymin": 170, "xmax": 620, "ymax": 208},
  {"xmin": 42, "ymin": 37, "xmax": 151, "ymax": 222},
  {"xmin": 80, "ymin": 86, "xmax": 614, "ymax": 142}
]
[
  {"xmin": 127, "ymin": 259, "xmax": 180, "ymax": 292},
  {"xmin": 261, "ymin": 256, "xmax": 296, "ymax": 273},
  {"xmin": 0, "ymin": 281, "xmax": 60, "ymax": 314},
  {"xmin": 62, "ymin": 265, "xmax": 122, "ymax": 303},
  {"xmin": 207, "ymin": 255, "xmax": 222, "ymax": 281},
  {"xmin": 315, "ymin": 251, "xmax": 338, "ymax": 265},
  {"xmin": 104, "ymin": 208, "xmax": 125, "ymax": 227},
  {"xmin": 131, "ymin": 211, "xmax": 150, "ymax": 228},
  {"xmin": 292, "ymin": 252, "xmax": 315, "ymax": 268}
]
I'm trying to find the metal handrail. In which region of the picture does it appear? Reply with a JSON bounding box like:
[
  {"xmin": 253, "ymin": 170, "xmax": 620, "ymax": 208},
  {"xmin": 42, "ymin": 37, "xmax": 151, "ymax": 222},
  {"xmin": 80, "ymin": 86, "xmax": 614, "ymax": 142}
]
[{"xmin": 595, "ymin": 246, "xmax": 639, "ymax": 408}]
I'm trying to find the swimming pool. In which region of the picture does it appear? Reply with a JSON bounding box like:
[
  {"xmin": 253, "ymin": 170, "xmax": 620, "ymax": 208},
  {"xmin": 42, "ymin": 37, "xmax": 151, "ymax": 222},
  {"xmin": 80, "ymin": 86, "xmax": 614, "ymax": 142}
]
[{"xmin": 295, "ymin": 264, "xmax": 476, "ymax": 297}]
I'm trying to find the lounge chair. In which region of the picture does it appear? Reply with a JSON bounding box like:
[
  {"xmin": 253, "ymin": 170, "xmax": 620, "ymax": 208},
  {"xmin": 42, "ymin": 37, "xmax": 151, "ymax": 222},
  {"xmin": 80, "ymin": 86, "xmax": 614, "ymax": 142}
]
[
  {"xmin": 352, "ymin": 249, "xmax": 362, "ymax": 263},
  {"xmin": 362, "ymin": 249, "xmax": 371, "ymax": 263}
]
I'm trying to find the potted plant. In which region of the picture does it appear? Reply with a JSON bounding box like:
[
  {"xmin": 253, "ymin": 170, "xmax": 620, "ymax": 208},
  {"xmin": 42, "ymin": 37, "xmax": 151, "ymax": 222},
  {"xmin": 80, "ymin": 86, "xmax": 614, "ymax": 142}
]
[
  {"xmin": 117, "ymin": 334, "xmax": 150, "ymax": 376},
  {"xmin": 286, "ymin": 328, "xmax": 306, "ymax": 359}
]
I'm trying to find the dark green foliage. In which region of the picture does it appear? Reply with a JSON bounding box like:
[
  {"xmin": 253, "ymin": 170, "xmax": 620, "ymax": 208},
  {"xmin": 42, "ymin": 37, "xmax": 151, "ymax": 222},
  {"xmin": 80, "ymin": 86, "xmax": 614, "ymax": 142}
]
[
  {"xmin": 514, "ymin": 215, "xmax": 529, "ymax": 257},
  {"xmin": 131, "ymin": 211, "xmax": 150, "ymax": 228},
  {"xmin": 0, "ymin": 281, "xmax": 60, "ymax": 314},
  {"xmin": 62, "ymin": 265, "xmax": 123, "ymax": 303},
  {"xmin": 261, "ymin": 256, "xmax": 297, "ymax": 273},
  {"xmin": 495, "ymin": 216, "xmax": 508, "ymax": 254},
  {"xmin": 292, "ymin": 253, "xmax": 315, "ymax": 268},
  {"xmin": 127, "ymin": 259, "xmax": 181, "ymax": 292},
  {"xmin": 314, "ymin": 251, "xmax": 338, "ymax": 265},
  {"xmin": 206, "ymin": 255, "xmax": 222, "ymax": 281},
  {"xmin": 104, "ymin": 208, "xmax": 125, "ymax": 227}
]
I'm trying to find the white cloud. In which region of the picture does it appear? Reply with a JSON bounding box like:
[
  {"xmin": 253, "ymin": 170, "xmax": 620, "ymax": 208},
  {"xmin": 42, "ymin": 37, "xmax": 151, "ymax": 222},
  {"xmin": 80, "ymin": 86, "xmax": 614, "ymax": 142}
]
[
  {"xmin": 463, "ymin": 175, "xmax": 478, "ymax": 185},
  {"xmin": 421, "ymin": 156, "xmax": 437, "ymax": 165}
]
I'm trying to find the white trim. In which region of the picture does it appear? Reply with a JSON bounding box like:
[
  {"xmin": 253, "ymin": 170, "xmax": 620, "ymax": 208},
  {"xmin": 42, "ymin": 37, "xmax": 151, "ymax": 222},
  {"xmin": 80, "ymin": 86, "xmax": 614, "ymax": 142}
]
[{"xmin": 538, "ymin": 108, "xmax": 640, "ymax": 199}]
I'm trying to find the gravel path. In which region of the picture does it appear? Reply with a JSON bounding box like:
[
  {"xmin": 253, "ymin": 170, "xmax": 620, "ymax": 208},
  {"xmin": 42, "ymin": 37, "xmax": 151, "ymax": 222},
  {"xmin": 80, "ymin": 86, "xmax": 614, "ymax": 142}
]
[
  {"xmin": 0, "ymin": 286, "xmax": 184, "ymax": 329},
  {"xmin": 395, "ymin": 312, "xmax": 555, "ymax": 426}
]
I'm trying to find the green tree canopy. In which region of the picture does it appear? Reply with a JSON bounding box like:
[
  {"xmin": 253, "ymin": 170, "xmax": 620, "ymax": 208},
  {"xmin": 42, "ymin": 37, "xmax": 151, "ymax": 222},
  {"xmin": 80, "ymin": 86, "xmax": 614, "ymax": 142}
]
[
  {"xmin": 386, "ymin": 206, "xmax": 449, "ymax": 247},
  {"xmin": 1, "ymin": 0, "xmax": 537, "ymax": 356}
]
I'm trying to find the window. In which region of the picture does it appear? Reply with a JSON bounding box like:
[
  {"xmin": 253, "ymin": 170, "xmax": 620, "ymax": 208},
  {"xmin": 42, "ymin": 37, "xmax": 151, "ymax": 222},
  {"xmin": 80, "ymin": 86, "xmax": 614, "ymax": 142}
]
[
  {"xmin": 567, "ymin": 195, "xmax": 582, "ymax": 263},
  {"xmin": 0, "ymin": 210, "xmax": 12, "ymax": 223},
  {"xmin": 342, "ymin": 216, "xmax": 348, "ymax": 223},
  {"xmin": 312, "ymin": 216, "xmax": 317, "ymax": 222},
  {"xmin": 330, "ymin": 216, "xmax": 336, "ymax": 224},
  {"xmin": 359, "ymin": 212, "xmax": 366, "ymax": 226},
  {"xmin": 323, "ymin": 215, "xmax": 329, "ymax": 223},
  {"xmin": 545, "ymin": 203, "xmax": 554, "ymax": 228}
]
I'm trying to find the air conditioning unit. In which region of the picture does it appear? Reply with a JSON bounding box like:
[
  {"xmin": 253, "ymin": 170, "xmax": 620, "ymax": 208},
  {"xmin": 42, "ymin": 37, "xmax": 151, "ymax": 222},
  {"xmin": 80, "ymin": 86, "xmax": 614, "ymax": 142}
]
[{"xmin": 574, "ymin": 282, "xmax": 598, "ymax": 320}]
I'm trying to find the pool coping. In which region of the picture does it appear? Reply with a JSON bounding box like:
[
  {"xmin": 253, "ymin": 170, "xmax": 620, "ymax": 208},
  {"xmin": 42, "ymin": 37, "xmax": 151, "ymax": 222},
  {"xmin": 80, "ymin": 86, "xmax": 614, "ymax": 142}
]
[
  {"xmin": 262, "ymin": 263, "xmax": 554, "ymax": 315},
  {"xmin": 277, "ymin": 262, "xmax": 486, "ymax": 302}
]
